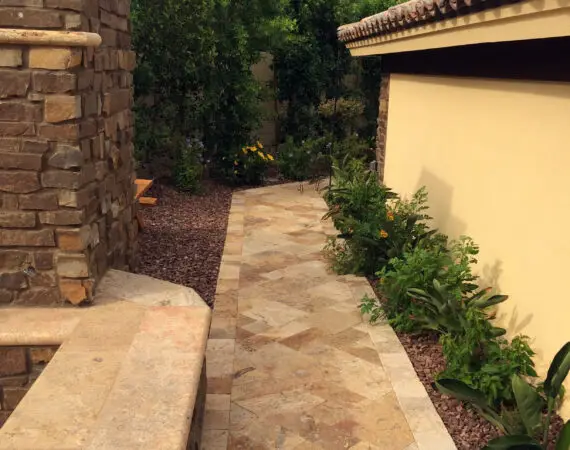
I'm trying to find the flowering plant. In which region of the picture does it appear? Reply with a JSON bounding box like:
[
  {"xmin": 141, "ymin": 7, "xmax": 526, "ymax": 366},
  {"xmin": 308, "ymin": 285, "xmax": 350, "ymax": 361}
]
[{"xmin": 223, "ymin": 141, "xmax": 274, "ymax": 186}]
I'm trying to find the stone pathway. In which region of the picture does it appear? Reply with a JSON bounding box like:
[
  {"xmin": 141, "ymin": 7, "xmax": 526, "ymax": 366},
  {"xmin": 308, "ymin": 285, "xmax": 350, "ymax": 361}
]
[{"xmin": 203, "ymin": 183, "xmax": 456, "ymax": 450}]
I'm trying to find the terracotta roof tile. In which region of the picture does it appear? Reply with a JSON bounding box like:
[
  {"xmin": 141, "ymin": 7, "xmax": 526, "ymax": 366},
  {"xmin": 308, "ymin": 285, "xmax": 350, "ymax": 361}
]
[{"xmin": 338, "ymin": 0, "xmax": 524, "ymax": 43}]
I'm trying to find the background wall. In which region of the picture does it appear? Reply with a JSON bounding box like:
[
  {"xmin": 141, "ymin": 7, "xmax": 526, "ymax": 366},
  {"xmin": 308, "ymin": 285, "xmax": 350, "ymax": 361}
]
[
  {"xmin": 251, "ymin": 52, "xmax": 278, "ymax": 151},
  {"xmin": 384, "ymin": 73, "xmax": 570, "ymax": 418}
]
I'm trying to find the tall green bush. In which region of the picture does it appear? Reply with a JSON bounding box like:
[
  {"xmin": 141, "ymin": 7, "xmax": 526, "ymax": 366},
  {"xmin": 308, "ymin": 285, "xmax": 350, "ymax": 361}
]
[
  {"xmin": 273, "ymin": 0, "xmax": 399, "ymax": 143},
  {"xmin": 131, "ymin": 0, "xmax": 292, "ymax": 178}
]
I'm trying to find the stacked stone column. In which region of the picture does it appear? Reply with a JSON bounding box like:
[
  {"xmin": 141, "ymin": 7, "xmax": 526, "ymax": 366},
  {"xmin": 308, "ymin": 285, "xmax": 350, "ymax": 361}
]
[
  {"xmin": 0, "ymin": 0, "xmax": 137, "ymax": 306},
  {"xmin": 375, "ymin": 73, "xmax": 390, "ymax": 183}
]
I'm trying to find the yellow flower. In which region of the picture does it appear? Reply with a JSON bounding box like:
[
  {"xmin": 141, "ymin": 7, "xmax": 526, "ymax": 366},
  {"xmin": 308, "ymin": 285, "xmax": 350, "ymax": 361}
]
[
  {"xmin": 248, "ymin": 146, "xmax": 256, "ymax": 152},
  {"xmin": 267, "ymin": 154, "xmax": 274, "ymax": 161},
  {"xmin": 258, "ymin": 152, "xmax": 266, "ymax": 160},
  {"xmin": 387, "ymin": 211, "xmax": 394, "ymax": 221},
  {"xmin": 379, "ymin": 229, "xmax": 388, "ymax": 239},
  {"xmin": 234, "ymin": 160, "xmax": 238, "ymax": 166},
  {"xmin": 242, "ymin": 148, "xmax": 247, "ymax": 154},
  {"xmin": 380, "ymin": 277, "xmax": 385, "ymax": 285},
  {"xmin": 257, "ymin": 141, "xmax": 263, "ymax": 149}
]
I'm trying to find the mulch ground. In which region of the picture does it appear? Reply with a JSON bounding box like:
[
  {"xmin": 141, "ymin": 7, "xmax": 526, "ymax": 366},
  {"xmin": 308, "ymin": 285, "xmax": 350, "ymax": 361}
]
[{"xmin": 136, "ymin": 180, "xmax": 232, "ymax": 307}]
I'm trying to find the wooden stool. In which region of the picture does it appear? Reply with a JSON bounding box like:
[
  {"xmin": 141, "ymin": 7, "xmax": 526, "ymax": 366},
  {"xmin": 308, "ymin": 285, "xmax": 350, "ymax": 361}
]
[{"xmin": 134, "ymin": 179, "xmax": 158, "ymax": 229}]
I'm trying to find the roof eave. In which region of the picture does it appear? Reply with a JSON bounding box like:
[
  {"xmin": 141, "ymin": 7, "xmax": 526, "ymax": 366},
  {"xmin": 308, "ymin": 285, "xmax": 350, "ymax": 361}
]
[{"xmin": 339, "ymin": 0, "xmax": 570, "ymax": 56}]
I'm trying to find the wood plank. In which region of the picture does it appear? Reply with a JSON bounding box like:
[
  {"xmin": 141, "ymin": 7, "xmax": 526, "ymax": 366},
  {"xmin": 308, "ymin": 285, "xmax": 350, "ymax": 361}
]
[
  {"xmin": 139, "ymin": 197, "xmax": 158, "ymax": 206},
  {"xmin": 134, "ymin": 179, "xmax": 153, "ymax": 199}
]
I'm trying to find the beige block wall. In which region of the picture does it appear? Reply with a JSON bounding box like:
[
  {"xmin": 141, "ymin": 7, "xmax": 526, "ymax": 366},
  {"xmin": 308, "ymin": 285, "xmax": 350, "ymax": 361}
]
[
  {"xmin": 251, "ymin": 52, "xmax": 277, "ymax": 149},
  {"xmin": 384, "ymin": 73, "xmax": 570, "ymax": 418}
]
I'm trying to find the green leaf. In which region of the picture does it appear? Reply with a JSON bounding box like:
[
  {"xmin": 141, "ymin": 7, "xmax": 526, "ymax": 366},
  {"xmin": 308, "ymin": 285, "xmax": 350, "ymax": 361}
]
[
  {"xmin": 483, "ymin": 435, "xmax": 542, "ymax": 450},
  {"xmin": 512, "ymin": 375, "xmax": 544, "ymax": 436},
  {"xmin": 555, "ymin": 420, "xmax": 570, "ymax": 450},
  {"xmin": 473, "ymin": 294, "xmax": 509, "ymax": 309},
  {"xmin": 490, "ymin": 327, "xmax": 508, "ymax": 337},
  {"xmin": 436, "ymin": 379, "xmax": 506, "ymax": 432},
  {"xmin": 436, "ymin": 379, "xmax": 489, "ymax": 403},
  {"xmin": 545, "ymin": 342, "xmax": 570, "ymax": 399},
  {"xmin": 462, "ymin": 283, "xmax": 480, "ymax": 293}
]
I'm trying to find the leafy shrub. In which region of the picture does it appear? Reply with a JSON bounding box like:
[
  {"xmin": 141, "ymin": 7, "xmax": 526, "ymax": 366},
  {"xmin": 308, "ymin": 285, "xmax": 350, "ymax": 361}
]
[
  {"xmin": 278, "ymin": 134, "xmax": 373, "ymax": 182},
  {"xmin": 331, "ymin": 133, "xmax": 375, "ymax": 164},
  {"xmin": 219, "ymin": 141, "xmax": 273, "ymax": 186},
  {"xmin": 441, "ymin": 322, "xmax": 536, "ymax": 406},
  {"xmin": 132, "ymin": 0, "xmax": 292, "ymax": 179},
  {"xmin": 325, "ymin": 166, "xmax": 434, "ymax": 276},
  {"xmin": 319, "ymin": 98, "xmax": 365, "ymax": 137},
  {"xmin": 278, "ymin": 136, "xmax": 311, "ymax": 181},
  {"xmin": 409, "ymin": 279, "xmax": 536, "ymax": 405},
  {"xmin": 278, "ymin": 135, "xmax": 330, "ymax": 181},
  {"xmin": 436, "ymin": 342, "xmax": 570, "ymax": 449},
  {"xmin": 363, "ymin": 236, "xmax": 475, "ymax": 331},
  {"xmin": 174, "ymin": 138, "xmax": 204, "ymax": 193},
  {"xmin": 273, "ymin": 0, "xmax": 400, "ymax": 143}
]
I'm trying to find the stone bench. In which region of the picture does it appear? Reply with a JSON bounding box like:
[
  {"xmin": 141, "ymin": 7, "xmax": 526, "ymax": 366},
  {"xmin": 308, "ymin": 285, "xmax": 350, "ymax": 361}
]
[{"xmin": 0, "ymin": 270, "xmax": 211, "ymax": 450}]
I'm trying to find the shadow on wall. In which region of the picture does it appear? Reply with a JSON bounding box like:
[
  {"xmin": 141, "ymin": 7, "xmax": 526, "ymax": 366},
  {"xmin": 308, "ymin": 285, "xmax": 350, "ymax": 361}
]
[
  {"xmin": 414, "ymin": 168, "xmax": 536, "ymax": 343},
  {"xmin": 481, "ymin": 261, "xmax": 535, "ymax": 341},
  {"xmin": 414, "ymin": 167, "xmax": 468, "ymax": 237}
]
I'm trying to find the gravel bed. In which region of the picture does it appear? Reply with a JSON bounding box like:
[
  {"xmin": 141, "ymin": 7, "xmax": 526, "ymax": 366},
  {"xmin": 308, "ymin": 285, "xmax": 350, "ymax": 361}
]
[{"xmin": 136, "ymin": 180, "xmax": 232, "ymax": 307}]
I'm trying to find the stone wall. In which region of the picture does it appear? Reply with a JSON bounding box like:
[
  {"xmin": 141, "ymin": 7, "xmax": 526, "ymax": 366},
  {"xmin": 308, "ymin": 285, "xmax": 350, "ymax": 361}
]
[
  {"xmin": 375, "ymin": 73, "xmax": 390, "ymax": 182},
  {"xmin": 0, "ymin": 345, "xmax": 58, "ymax": 427},
  {"xmin": 0, "ymin": 0, "xmax": 137, "ymax": 305}
]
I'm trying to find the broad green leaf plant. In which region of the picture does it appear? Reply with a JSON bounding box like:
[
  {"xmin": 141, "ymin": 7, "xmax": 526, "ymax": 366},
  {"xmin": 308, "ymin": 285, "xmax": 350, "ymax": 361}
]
[{"xmin": 436, "ymin": 342, "xmax": 570, "ymax": 449}]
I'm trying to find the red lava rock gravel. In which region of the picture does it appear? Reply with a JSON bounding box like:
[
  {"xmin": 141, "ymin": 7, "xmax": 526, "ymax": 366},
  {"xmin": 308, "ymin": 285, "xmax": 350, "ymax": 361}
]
[
  {"xmin": 396, "ymin": 332, "xmax": 499, "ymax": 449},
  {"xmin": 136, "ymin": 181, "xmax": 232, "ymax": 307}
]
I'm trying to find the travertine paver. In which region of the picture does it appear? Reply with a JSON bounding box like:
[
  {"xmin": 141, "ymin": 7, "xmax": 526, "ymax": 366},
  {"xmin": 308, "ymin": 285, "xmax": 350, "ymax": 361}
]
[
  {"xmin": 205, "ymin": 183, "xmax": 456, "ymax": 450},
  {"xmin": 0, "ymin": 270, "xmax": 211, "ymax": 450}
]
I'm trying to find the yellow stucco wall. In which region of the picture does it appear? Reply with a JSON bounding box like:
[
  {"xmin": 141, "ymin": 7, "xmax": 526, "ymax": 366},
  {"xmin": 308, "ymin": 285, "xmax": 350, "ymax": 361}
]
[{"xmin": 384, "ymin": 73, "xmax": 570, "ymax": 418}]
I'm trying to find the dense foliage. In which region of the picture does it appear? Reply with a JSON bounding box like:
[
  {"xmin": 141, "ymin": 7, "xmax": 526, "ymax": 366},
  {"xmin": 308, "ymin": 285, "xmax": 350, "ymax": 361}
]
[
  {"xmin": 131, "ymin": 0, "xmax": 292, "ymax": 182},
  {"xmin": 132, "ymin": 0, "xmax": 398, "ymax": 185},
  {"xmin": 324, "ymin": 161, "xmax": 433, "ymax": 275},
  {"xmin": 323, "ymin": 161, "xmax": 568, "ymax": 447},
  {"xmin": 273, "ymin": 0, "xmax": 396, "ymax": 143}
]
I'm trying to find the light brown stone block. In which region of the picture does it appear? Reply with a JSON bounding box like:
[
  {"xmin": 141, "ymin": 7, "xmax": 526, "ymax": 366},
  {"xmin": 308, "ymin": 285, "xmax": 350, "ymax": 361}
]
[
  {"xmin": 29, "ymin": 346, "xmax": 57, "ymax": 365},
  {"xmin": 44, "ymin": 95, "xmax": 82, "ymax": 123},
  {"xmin": 56, "ymin": 226, "xmax": 91, "ymax": 252},
  {"xmin": 0, "ymin": 47, "xmax": 22, "ymax": 67},
  {"xmin": 29, "ymin": 47, "xmax": 82, "ymax": 70},
  {"xmin": 56, "ymin": 253, "xmax": 90, "ymax": 278},
  {"xmin": 59, "ymin": 279, "xmax": 87, "ymax": 305}
]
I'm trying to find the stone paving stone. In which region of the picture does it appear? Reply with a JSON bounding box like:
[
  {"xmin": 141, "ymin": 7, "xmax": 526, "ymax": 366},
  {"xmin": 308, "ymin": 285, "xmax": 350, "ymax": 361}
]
[{"xmin": 207, "ymin": 182, "xmax": 456, "ymax": 450}]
